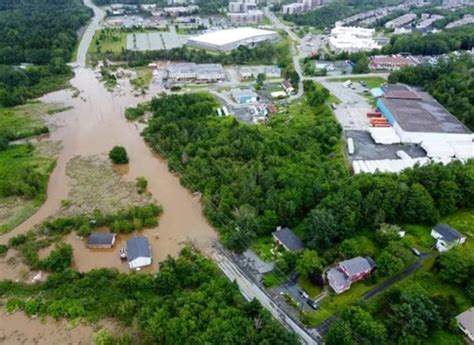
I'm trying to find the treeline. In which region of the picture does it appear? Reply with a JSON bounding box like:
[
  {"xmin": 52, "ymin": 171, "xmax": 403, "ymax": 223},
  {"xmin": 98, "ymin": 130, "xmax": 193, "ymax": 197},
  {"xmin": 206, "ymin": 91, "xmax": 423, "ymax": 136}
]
[
  {"xmin": 389, "ymin": 55, "xmax": 474, "ymax": 131},
  {"xmin": 96, "ymin": 40, "xmax": 292, "ymax": 69},
  {"xmin": 0, "ymin": 0, "xmax": 92, "ymax": 65},
  {"xmin": 0, "ymin": 248, "xmax": 299, "ymax": 344},
  {"xmin": 143, "ymin": 88, "xmax": 346, "ymax": 251},
  {"xmin": 0, "ymin": 0, "xmax": 92, "ymax": 107},
  {"xmin": 283, "ymin": 0, "xmax": 402, "ymax": 29},
  {"xmin": 383, "ymin": 26, "xmax": 474, "ymax": 55}
]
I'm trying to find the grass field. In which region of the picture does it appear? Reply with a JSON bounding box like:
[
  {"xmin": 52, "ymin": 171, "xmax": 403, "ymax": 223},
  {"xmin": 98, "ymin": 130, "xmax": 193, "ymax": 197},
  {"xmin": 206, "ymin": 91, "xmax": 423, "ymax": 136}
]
[
  {"xmin": 0, "ymin": 143, "xmax": 59, "ymax": 234},
  {"xmin": 130, "ymin": 67, "xmax": 153, "ymax": 91},
  {"xmin": 88, "ymin": 29, "xmax": 127, "ymax": 56},
  {"xmin": 0, "ymin": 102, "xmax": 68, "ymax": 141},
  {"xmin": 327, "ymin": 76, "xmax": 386, "ymax": 89}
]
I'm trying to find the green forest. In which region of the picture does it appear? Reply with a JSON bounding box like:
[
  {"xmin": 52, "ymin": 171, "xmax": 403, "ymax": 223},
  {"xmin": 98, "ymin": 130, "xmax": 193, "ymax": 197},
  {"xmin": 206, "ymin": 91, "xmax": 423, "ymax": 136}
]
[
  {"xmin": 0, "ymin": 0, "xmax": 92, "ymax": 107},
  {"xmin": 0, "ymin": 247, "xmax": 298, "ymax": 344},
  {"xmin": 142, "ymin": 86, "xmax": 474, "ymax": 253},
  {"xmin": 389, "ymin": 55, "xmax": 474, "ymax": 131},
  {"xmin": 283, "ymin": 0, "xmax": 403, "ymax": 28}
]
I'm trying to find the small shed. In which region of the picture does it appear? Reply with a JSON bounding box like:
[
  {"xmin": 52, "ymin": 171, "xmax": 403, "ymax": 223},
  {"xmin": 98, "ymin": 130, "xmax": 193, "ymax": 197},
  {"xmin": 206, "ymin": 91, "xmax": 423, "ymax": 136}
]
[
  {"xmin": 87, "ymin": 233, "xmax": 116, "ymax": 249},
  {"xmin": 126, "ymin": 237, "xmax": 152, "ymax": 270},
  {"xmin": 272, "ymin": 227, "xmax": 304, "ymax": 252}
]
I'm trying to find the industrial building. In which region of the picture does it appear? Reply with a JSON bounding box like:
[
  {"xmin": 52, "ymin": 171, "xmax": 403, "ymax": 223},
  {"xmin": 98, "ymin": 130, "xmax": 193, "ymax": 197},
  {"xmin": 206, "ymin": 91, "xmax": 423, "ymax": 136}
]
[
  {"xmin": 187, "ymin": 27, "xmax": 279, "ymax": 51},
  {"xmin": 329, "ymin": 26, "xmax": 381, "ymax": 53},
  {"xmin": 238, "ymin": 65, "xmax": 281, "ymax": 79},
  {"xmin": 167, "ymin": 63, "xmax": 226, "ymax": 82},
  {"xmin": 231, "ymin": 88, "xmax": 258, "ymax": 104}
]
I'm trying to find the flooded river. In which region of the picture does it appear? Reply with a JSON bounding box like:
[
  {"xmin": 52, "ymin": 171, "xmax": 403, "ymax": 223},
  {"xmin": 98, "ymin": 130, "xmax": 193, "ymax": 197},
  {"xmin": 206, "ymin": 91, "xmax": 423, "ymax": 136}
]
[{"xmin": 0, "ymin": 0, "xmax": 217, "ymax": 269}]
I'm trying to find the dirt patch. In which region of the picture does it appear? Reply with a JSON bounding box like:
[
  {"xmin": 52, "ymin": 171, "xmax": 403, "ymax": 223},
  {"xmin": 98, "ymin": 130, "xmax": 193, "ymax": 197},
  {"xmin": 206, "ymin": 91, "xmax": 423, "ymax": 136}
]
[
  {"xmin": 0, "ymin": 311, "xmax": 117, "ymax": 345},
  {"xmin": 62, "ymin": 155, "xmax": 151, "ymax": 216},
  {"xmin": 0, "ymin": 249, "xmax": 34, "ymax": 282}
]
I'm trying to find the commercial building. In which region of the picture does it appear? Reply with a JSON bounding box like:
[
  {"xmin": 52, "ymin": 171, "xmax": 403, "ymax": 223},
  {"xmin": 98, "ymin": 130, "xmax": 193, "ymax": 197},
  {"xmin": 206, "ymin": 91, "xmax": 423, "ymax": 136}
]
[
  {"xmin": 238, "ymin": 65, "xmax": 281, "ymax": 79},
  {"xmin": 282, "ymin": 0, "xmax": 321, "ymax": 15},
  {"xmin": 369, "ymin": 55, "xmax": 419, "ymax": 71},
  {"xmin": 329, "ymin": 26, "xmax": 381, "ymax": 53},
  {"xmin": 231, "ymin": 88, "xmax": 258, "ymax": 104},
  {"xmin": 327, "ymin": 257, "xmax": 376, "ymax": 294},
  {"xmin": 431, "ymin": 224, "xmax": 466, "ymax": 252},
  {"xmin": 187, "ymin": 27, "xmax": 279, "ymax": 52},
  {"xmin": 376, "ymin": 84, "xmax": 473, "ymax": 145},
  {"xmin": 228, "ymin": 10, "xmax": 264, "ymax": 24},
  {"xmin": 228, "ymin": 0, "xmax": 257, "ymax": 13},
  {"xmin": 167, "ymin": 63, "xmax": 226, "ymax": 82},
  {"xmin": 385, "ymin": 13, "xmax": 417, "ymax": 29},
  {"xmin": 163, "ymin": 5, "xmax": 199, "ymax": 16}
]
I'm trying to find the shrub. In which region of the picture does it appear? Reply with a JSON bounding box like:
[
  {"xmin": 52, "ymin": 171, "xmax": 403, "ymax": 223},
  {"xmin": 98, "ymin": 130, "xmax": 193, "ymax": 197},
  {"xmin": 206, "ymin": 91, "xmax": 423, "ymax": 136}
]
[
  {"xmin": 40, "ymin": 243, "xmax": 73, "ymax": 272},
  {"xmin": 109, "ymin": 146, "xmax": 129, "ymax": 164},
  {"xmin": 136, "ymin": 177, "xmax": 148, "ymax": 194},
  {"xmin": 0, "ymin": 244, "xmax": 8, "ymax": 256}
]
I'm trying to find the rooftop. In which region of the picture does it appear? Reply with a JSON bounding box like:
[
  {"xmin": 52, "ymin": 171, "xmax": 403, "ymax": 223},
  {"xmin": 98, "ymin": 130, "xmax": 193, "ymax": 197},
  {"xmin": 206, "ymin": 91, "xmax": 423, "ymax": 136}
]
[
  {"xmin": 327, "ymin": 267, "xmax": 348, "ymax": 289},
  {"xmin": 87, "ymin": 233, "xmax": 116, "ymax": 246},
  {"xmin": 188, "ymin": 27, "xmax": 277, "ymax": 46},
  {"xmin": 126, "ymin": 237, "xmax": 151, "ymax": 261},
  {"xmin": 433, "ymin": 224, "xmax": 464, "ymax": 243},
  {"xmin": 339, "ymin": 256, "xmax": 375, "ymax": 276},
  {"xmin": 379, "ymin": 84, "xmax": 471, "ymax": 134},
  {"xmin": 272, "ymin": 227, "xmax": 305, "ymax": 252},
  {"xmin": 456, "ymin": 308, "xmax": 474, "ymax": 335}
]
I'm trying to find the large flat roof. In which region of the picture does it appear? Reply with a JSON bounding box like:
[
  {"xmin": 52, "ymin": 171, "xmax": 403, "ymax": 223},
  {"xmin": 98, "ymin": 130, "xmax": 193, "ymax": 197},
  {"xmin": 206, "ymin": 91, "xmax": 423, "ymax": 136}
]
[
  {"xmin": 188, "ymin": 27, "xmax": 277, "ymax": 46},
  {"xmin": 379, "ymin": 85, "xmax": 471, "ymax": 134}
]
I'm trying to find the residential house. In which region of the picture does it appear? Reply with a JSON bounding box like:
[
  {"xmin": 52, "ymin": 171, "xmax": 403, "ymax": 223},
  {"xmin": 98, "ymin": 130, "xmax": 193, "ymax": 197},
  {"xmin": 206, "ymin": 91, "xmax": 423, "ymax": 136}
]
[
  {"xmin": 87, "ymin": 233, "xmax": 116, "ymax": 249},
  {"xmin": 327, "ymin": 256, "xmax": 376, "ymax": 294},
  {"xmin": 431, "ymin": 224, "xmax": 466, "ymax": 252},
  {"xmin": 456, "ymin": 307, "xmax": 474, "ymax": 344},
  {"xmin": 282, "ymin": 80, "xmax": 295, "ymax": 95},
  {"xmin": 126, "ymin": 237, "xmax": 152, "ymax": 270},
  {"xmin": 195, "ymin": 64, "xmax": 226, "ymax": 83},
  {"xmin": 272, "ymin": 227, "xmax": 305, "ymax": 252}
]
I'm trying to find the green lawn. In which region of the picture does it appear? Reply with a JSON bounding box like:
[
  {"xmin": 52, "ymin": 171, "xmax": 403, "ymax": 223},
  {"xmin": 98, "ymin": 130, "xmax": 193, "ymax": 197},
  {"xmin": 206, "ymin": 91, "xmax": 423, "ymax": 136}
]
[
  {"xmin": 130, "ymin": 67, "xmax": 153, "ymax": 91},
  {"xmin": 0, "ymin": 102, "xmax": 69, "ymax": 141},
  {"xmin": 251, "ymin": 236, "xmax": 274, "ymax": 262},
  {"xmin": 327, "ymin": 76, "xmax": 386, "ymax": 89},
  {"xmin": 298, "ymin": 276, "xmax": 323, "ymax": 298},
  {"xmin": 0, "ymin": 144, "xmax": 57, "ymax": 234},
  {"xmin": 88, "ymin": 29, "xmax": 127, "ymax": 56}
]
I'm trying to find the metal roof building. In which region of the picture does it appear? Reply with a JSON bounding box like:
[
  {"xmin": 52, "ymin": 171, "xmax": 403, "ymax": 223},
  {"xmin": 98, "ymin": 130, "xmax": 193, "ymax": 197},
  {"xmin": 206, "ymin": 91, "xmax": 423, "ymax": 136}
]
[
  {"xmin": 126, "ymin": 237, "xmax": 152, "ymax": 270},
  {"xmin": 187, "ymin": 27, "xmax": 279, "ymax": 52},
  {"xmin": 272, "ymin": 227, "xmax": 304, "ymax": 252}
]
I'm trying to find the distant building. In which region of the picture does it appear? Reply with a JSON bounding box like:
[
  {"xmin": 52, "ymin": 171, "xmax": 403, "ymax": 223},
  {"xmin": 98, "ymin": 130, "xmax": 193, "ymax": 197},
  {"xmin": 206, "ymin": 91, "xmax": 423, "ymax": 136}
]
[
  {"xmin": 369, "ymin": 55, "xmax": 419, "ymax": 71},
  {"xmin": 329, "ymin": 26, "xmax": 381, "ymax": 53},
  {"xmin": 238, "ymin": 65, "xmax": 281, "ymax": 79},
  {"xmin": 229, "ymin": 0, "xmax": 257, "ymax": 13},
  {"xmin": 163, "ymin": 5, "xmax": 199, "ymax": 16},
  {"xmin": 231, "ymin": 88, "xmax": 258, "ymax": 104},
  {"xmin": 167, "ymin": 63, "xmax": 225, "ymax": 82},
  {"xmin": 272, "ymin": 227, "xmax": 305, "ymax": 252},
  {"xmin": 282, "ymin": 0, "xmax": 321, "ymax": 15},
  {"xmin": 87, "ymin": 233, "xmax": 116, "ymax": 249},
  {"xmin": 187, "ymin": 27, "xmax": 279, "ymax": 52},
  {"xmin": 431, "ymin": 224, "xmax": 466, "ymax": 252},
  {"xmin": 385, "ymin": 13, "xmax": 417, "ymax": 29},
  {"xmin": 456, "ymin": 308, "xmax": 474, "ymax": 344},
  {"xmin": 327, "ymin": 257, "xmax": 376, "ymax": 294},
  {"xmin": 228, "ymin": 10, "xmax": 264, "ymax": 24},
  {"xmin": 126, "ymin": 237, "xmax": 152, "ymax": 270},
  {"xmin": 446, "ymin": 14, "xmax": 474, "ymax": 29}
]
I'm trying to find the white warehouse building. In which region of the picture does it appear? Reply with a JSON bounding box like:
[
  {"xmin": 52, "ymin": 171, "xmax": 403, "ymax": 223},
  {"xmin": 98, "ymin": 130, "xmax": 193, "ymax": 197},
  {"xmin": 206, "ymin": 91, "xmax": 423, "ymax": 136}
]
[
  {"xmin": 187, "ymin": 27, "xmax": 279, "ymax": 52},
  {"xmin": 329, "ymin": 26, "xmax": 381, "ymax": 53}
]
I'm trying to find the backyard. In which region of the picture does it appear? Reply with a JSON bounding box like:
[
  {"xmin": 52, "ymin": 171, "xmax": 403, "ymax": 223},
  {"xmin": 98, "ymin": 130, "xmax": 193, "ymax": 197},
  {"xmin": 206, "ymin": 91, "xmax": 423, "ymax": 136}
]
[{"xmin": 327, "ymin": 76, "xmax": 386, "ymax": 89}]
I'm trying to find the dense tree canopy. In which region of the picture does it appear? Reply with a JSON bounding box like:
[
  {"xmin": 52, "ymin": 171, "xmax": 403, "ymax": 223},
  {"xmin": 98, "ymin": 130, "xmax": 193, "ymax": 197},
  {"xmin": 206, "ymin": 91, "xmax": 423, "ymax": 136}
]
[
  {"xmin": 389, "ymin": 55, "xmax": 474, "ymax": 131},
  {"xmin": 0, "ymin": 248, "xmax": 299, "ymax": 344}
]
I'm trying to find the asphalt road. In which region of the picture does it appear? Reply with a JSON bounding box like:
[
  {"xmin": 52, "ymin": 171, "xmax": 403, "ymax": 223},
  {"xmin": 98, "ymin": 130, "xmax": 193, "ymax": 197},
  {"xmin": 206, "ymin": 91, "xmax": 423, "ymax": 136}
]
[{"xmin": 213, "ymin": 244, "xmax": 322, "ymax": 345}]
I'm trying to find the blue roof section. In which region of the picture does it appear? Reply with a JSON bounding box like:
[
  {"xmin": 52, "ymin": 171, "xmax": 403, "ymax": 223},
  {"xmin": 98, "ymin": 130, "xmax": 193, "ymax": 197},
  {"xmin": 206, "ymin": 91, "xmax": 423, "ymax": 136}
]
[
  {"xmin": 272, "ymin": 227, "xmax": 304, "ymax": 252},
  {"xmin": 376, "ymin": 98, "xmax": 396, "ymax": 125},
  {"xmin": 126, "ymin": 237, "xmax": 151, "ymax": 261}
]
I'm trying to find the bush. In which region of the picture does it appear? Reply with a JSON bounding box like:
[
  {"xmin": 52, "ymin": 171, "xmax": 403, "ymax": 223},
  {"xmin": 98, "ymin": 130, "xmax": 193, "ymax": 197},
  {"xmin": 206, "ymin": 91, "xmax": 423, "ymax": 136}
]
[
  {"xmin": 136, "ymin": 177, "xmax": 148, "ymax": 194},
  {"xmin": 40, "ymin": 243, "xmax": 73, "ymax": 272},
  {"xmin": 0, "ymin": 244, "xmax": 8, "ymax": 256},
  {"xmin": 108, "ymin": 146, "xmax": 129, "ymax": 164}
]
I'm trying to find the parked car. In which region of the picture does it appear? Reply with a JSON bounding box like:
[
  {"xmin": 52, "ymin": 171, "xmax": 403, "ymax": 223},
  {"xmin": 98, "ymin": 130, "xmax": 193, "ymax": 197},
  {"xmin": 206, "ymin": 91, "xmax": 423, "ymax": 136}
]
[
  {"xmin": 298, "ymin": 290, "xmax": 309, "ymax": 299},
  {"xmin": 411, "ymin": 247, "xmax": 421, "ymax": 256},
  {"xmin": 306, "ymin": 299, "xmax": 319, "ymax": 310}
]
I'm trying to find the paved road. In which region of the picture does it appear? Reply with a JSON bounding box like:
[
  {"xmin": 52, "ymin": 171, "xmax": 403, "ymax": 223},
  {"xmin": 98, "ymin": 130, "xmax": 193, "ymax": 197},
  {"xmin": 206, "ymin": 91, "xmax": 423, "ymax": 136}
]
[
  {"xmin": 316, "ymin": 253, "xmax": 432, "ymax": 335},
  {"xmin": 213, "ymin": 244, "xmax": 322, "ymax": 345},
  {"xmin": 263, "ymin": 7, "xmax": 304, "ymax": 101},
  {"xmin": 76, "ymin": 0, "xmax": 106, "ymax": 67}
]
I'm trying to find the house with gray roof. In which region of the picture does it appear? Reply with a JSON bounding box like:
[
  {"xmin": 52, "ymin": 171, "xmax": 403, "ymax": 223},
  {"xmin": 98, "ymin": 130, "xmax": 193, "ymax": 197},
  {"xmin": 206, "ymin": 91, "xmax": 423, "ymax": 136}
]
[
  {"xmin": 87, "ymin": 233, "xmax": 116, "ymax": 249},
  {"xmin": 431, "ymin": 224, "xmax": 466, "ymax": 252},
  {"xmin": 456, "ymin": 307, "xmax": 474, "ymax": 344},
  {"xmin": 126, "ymin": 237, "xmax": 152, "ymax": 270},
  {"xmin": 272, "ymin": 227, "xmax": 304, "ymax": 252},
  {"xmin": 327, "ymin": 256, "xmax": 376, "ymax": 294}
]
